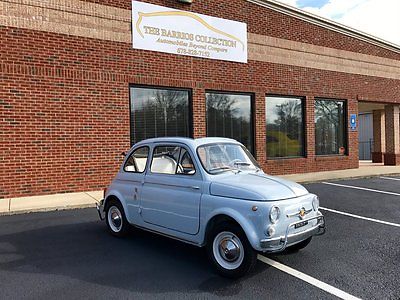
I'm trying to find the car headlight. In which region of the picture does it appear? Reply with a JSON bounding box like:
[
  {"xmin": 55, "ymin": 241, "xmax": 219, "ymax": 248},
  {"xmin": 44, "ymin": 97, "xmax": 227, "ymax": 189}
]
[
  {"xmin": 312, "ymin": 196, "xmax": 320, "ymax": 211},
  {"xmin": 269, "ymin": 206, "xmax": 280, "ymax": 224}
]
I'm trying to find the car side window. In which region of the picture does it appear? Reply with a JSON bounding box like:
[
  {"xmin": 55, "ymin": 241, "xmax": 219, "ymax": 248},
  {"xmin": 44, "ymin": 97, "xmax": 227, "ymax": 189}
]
[
  {"xmin": 124, "ymin": 147, "xmax": 149, "ymax": 173},
  {"xmin": 177, "ymin": 148, "xmax": 196, "ymax": 175},
  {"xmin": 150, "ymin": 146, "xmax": 196, "ymax": 175},
  {"xmin": 151, "ymin": 146, "xmax": 181, "ymax": 174}
]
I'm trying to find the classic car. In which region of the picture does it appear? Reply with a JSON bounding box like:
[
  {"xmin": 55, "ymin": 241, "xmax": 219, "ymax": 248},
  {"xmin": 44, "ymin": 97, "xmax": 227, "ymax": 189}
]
[{"xmin": 96, "ymin": 137, "xmax": 325, "ymax": 278}]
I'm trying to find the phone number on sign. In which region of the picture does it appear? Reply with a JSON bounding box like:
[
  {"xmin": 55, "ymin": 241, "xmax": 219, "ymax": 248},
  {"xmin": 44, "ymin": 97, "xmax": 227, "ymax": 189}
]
[{"xmin": 177, "ymin": 48, "xmax": 211, "ymax": 57}]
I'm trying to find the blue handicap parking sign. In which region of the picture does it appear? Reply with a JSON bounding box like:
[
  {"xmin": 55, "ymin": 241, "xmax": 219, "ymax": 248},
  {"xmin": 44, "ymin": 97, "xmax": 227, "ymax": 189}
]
[{"xmin": 350, "ymin": 114, "xmax": 357, "ymax": 130}]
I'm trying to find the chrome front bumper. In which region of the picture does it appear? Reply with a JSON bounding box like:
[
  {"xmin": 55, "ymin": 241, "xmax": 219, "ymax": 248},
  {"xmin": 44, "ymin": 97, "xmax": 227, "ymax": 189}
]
[
  {"xmin": 96, "ymin": 199, "xmax": 105, "ymax": 220},
  {"xmin": 260, "ymin": 215, "xmax": 325, "ymax": 252}
]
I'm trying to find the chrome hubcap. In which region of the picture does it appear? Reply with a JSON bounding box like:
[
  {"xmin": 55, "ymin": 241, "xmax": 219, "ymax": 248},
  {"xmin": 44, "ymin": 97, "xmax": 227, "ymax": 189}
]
[
  {"xmin": 219, "ymin": 238, "xmax": 240, "ymax": 262},
  {"xmin": 108, "ymin": 206, "xmax": 122, "ymax": 232},
  {"xmin": 213, "ymin": 231, "xmax": 244, "ymax": 270}
]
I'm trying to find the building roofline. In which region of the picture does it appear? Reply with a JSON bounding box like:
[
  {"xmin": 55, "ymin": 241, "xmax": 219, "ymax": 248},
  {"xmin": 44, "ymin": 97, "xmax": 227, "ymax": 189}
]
[{"xmin": 246, "ymin": 0, "xmax": 400, "ymax": 54}]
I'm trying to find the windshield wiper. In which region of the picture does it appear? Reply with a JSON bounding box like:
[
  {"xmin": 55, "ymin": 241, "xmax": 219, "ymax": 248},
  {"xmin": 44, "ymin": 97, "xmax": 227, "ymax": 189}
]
[
  {"xmin": 233, "ymin": 161, "xmax": 251, "ymax": 166},
  {"xmin": 208, "ymin": 166, "xmax": 234, "ymax": 173}
]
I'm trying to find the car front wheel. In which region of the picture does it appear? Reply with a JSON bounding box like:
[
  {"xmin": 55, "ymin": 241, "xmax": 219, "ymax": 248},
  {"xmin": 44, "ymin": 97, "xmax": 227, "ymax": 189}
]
[
  {"xmin": 105, "ymin": 199, "xmax": 129, "ymax": 237},
  {"xmin": 207, "ymin": 223, "xmax": 257, "ymax": 278}
]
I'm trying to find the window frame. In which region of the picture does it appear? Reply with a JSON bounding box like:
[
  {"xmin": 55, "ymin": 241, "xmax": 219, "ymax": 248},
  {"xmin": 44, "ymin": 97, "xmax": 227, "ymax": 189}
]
[
  {"xmin": 176, "ymin": 147, "xmax": 197, "ymax": 175},
  {"xmin": 128, "ymin": 84, "xmax": 193, "ymax": 146},
  {"xmin": 265, "ymin": 94, "xmax": 306, "ymax": 159},
  {"xmin": 205, "ymin": 90, "xmax": 256, "ymax": 156},
  {"xmin": 314, "ymin": 97, "xmax": 348, "ymax": 156},
  {"xmin": 149, "ymin": 144, "xmax": 197, "ymax": 176},
  {"xmin": 123, "ymin": 146, "xmax": 150, "ymax": 173}
]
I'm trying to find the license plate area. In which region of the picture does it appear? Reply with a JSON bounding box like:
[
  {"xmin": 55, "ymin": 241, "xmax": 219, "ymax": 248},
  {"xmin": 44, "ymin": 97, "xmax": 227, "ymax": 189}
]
[{"xmin": 294, "ymin": 220, "xmax": 308, "ymax": 229}]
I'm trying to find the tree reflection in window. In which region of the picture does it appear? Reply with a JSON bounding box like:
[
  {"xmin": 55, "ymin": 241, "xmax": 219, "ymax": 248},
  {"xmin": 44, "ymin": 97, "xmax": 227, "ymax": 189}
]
[
  {"xmin": 130, "ymin": 87, "xmax": 190, "ymax": 145},
  {"xmin": 315, "ymin": 99, "xmax": 346, "ymax": 155},
  {"xmin": 266, "ymin": 96, "xmax": 304, "ymax": 158},
  {"xmin": 206, "ymin": 92, "xmax": 253, "ymax": 153}
]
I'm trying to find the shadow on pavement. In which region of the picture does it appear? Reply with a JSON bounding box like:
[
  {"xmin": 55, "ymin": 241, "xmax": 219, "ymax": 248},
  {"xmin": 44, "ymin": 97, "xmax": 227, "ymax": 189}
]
[{"xmin": 0, "ymin": 216, "xmax": 268, "ymax": 296}]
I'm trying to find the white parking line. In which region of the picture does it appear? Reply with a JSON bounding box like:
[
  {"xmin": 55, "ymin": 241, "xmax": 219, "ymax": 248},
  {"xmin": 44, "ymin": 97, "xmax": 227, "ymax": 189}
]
[
  {"xmin": 320, "ymin": 207, "xmax": 400, "ymax": 228},
  {"xmin": 380, "ymin": 176, "xmax": 400, "ymax": 181},
  {"xmin": 322, "ymin": 182, "xmax": 400, "ymax": 196},
  {"xmin": 257, "ymin": 255, "xmax": 361, "ymax": 300}
]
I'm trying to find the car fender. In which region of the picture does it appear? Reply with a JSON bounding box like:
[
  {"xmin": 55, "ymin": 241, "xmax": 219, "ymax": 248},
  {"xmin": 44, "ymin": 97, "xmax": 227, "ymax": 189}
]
[
  {"xmin": 103, "ymin": 189, "xmax": 130, "ymax": 220},
  {"xmin": 203, "ymin": 207, "xmax": 259, "ymax": 250}
]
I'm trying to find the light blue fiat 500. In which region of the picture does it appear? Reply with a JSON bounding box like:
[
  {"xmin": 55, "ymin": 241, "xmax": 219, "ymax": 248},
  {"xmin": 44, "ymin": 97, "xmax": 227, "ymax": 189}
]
[{"xmin": 97, "ymin": 137, "xmax": 325, "ymax": 278}]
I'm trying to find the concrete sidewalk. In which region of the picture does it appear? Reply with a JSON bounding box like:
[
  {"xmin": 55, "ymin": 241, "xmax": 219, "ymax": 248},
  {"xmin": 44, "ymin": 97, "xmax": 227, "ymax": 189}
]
[
  {"xmin": 0, "ymin": 191, "xmax": 102, "ymax": 215},
  {"xmin": 280, "ymin": 161, "xmax": 400, "ymax": 183},
  {"xmin": 1, "ymin": 162, "xmax": 399, "ymax": 215}
]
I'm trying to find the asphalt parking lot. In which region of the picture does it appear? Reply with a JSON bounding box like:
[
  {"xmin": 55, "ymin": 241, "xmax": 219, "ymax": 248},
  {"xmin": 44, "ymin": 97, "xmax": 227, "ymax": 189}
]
[{"xmin": 0, "ymin": 176, "xmax": 399, "ymax": 299}]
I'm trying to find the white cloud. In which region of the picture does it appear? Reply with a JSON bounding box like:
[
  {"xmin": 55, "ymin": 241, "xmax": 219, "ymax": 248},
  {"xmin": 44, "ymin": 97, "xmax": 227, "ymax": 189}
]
[
  {"xmin": 276, "ymin": 0, "xmax": 400, "ymax": 46},
  {"xmin": 278, "ymin": 0, "xmax": 298, "ymax": 6}
]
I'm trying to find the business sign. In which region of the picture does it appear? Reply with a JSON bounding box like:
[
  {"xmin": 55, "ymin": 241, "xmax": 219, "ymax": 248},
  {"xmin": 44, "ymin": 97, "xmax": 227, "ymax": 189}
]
[
  {"xmin": 350, "ymin": 114, "xmax": 357, "ymax": 130},
  {"xmin": 132, "ymin": 1, "xmax": 247, "ymax": 63}
]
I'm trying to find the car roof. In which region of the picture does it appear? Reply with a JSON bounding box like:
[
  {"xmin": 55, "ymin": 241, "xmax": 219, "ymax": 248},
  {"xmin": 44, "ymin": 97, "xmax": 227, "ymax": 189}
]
[{"xmin": 133, "ymin": 137, "xmax": 242, "ymax": 149}]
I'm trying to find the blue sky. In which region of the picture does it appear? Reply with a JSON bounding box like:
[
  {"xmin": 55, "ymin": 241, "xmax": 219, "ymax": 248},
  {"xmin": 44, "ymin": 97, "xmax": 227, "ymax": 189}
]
[
  {"xmin": 278, "ymin": 0, "xmax": 400, "ymax": 46},
  {"xmin": 296, "ymin": 0, "xmax": 329, "ymax": 8}
]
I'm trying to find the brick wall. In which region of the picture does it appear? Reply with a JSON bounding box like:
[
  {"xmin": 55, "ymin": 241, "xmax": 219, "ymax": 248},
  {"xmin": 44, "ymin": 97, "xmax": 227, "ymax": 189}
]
[
  {"xmin": 83, "ymin": 0, "xmax": 400, "ymax": 60},
  {"xmin": 372, "ymin": 110, "xmax": 385, "ymax": 163},
  {"xmin": 383, "ymin": 105, "xmax": 400, "ymax": 165},
  {"xmin": 1, "ymin": 0, "xmax": 400, "ymax": 198}
]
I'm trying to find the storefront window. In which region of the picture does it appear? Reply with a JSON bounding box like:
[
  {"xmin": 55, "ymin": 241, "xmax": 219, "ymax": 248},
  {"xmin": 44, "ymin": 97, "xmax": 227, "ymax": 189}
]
[
  {"xmin": 206, "ymin": 92, "xmax": 253, "ymax": 153},
  {"xmin": 130, "ymin": 86, "xmax": 191, "ymax": 145},
  {"xmin": 266, "ymin": 96, "xmax": 305, "ymax": 158},
  {"xmin": 315, "ymin": 99, "xmax": 346, "ymax": 155}
]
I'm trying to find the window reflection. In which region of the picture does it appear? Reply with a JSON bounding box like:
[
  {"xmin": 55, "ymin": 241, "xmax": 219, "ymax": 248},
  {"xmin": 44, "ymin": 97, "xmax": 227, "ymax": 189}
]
[
  {"xmin": 315, "ymin": 99, "xmax": 346, "ymax": 155},
  {"xmin": 206, "ymin": 92, "xmax": 253, "ymax": 153},
  {"xmin": 130, "ymin": 87, "xmax": 190, "ymax": 144},
  {"xmin": 266, "ymin": 96, "xmax": 304, "ymax": 158}
]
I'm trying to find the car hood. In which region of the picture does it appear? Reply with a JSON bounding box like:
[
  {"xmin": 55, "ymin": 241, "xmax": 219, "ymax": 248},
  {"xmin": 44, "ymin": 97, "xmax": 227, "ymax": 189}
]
[{"xmin": 209, "ymin": 172, "xmax": 309, "ymax": 201}]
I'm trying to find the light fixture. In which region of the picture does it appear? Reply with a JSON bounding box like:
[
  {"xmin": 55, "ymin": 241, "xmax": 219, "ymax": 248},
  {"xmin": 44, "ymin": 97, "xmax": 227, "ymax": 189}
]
[
  {"xmin": 269, "ymin": 206, "xmax": 280, "ymax": 224},
  {"xmin": 177, "ymin": 0, "xmax": 193, "ymax": 3}
]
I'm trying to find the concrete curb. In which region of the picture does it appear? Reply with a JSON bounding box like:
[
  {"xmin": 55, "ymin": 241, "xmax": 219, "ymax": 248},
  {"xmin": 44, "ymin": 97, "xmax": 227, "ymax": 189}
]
[
  {"xmin": 1, "ymin": 166, "xmax": 400, "ymax": 216},
  {"xmin": 0, "ymin": 203, "xmax": 97, "ymax": 216},
  {"xmin": 280, "ymin": 166, "xmax": 400, "ymax": 184},
  {"xmin": 281, "ymin": 173, "xmax": 400, "ymax": 184},
  {"xmin": 0, "ymin": 190, "xmax": 102, "ymax": 216}
]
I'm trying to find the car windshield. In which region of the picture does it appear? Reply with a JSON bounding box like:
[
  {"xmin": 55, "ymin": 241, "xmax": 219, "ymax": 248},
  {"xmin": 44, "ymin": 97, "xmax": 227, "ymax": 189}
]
[{"xmin": 197, "ymin": 143, "xmax": 260, "ymax": 174}]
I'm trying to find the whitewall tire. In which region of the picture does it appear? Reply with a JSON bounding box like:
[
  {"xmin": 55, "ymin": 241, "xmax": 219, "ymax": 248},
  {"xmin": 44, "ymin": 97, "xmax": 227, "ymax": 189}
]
[
  {"xmin": 105, "ymin": 199, "xmax": 129, "ymax": 237},
  {"xmin": 207, "ymin": 223, "xmax": 257, "ymax": 278}
]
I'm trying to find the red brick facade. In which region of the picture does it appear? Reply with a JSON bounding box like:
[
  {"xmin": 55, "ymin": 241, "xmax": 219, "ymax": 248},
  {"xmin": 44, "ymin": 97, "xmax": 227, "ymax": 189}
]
[{"xmin": 1, "ymin": 0, "xmax": 400, "ymax": 198}]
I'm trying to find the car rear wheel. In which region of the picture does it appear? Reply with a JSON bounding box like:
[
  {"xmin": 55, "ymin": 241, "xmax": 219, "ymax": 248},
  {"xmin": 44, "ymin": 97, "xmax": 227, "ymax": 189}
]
[
  {"xmin": 207, "ymin": 223, "xmax": 257, "ymax": 278},
  {"xmin": 287, "ymin": 237, "xmax": 312, "ymax": 252},
  {"xmin": 105, "ymin": 199, "xmax": 129, "ymax": 237}
]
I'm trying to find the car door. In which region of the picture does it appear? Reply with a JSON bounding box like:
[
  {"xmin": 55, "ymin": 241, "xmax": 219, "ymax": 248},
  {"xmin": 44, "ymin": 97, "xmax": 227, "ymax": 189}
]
[
  {"xmin": 117, "ymin": 146, "xmax": 149, "ymax": 223},
  {"xmin": 140, "ymin": 144, "xmax": 202, "ymax": 235}
]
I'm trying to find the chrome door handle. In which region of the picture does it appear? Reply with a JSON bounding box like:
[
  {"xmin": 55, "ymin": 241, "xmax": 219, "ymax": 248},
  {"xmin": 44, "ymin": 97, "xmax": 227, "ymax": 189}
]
[{"xmin": 190, "ymin": 186, "xmax": 200, "ymax": 190}]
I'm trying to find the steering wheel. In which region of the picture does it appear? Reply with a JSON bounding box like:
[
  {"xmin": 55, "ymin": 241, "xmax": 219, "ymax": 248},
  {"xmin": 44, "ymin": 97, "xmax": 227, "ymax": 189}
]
[{"xmin": 229, "ymin": 159, "xmax": 242, "ymax": 167}]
